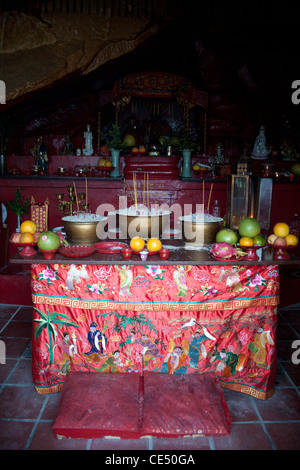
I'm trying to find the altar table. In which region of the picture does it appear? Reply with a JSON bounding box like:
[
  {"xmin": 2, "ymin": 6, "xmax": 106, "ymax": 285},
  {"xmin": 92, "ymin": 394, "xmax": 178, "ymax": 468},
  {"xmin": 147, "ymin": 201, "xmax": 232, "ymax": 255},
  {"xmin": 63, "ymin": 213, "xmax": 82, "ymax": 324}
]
[{"xmin": 31, "ymin": 262, "xmax": 279, "ymax": 400}]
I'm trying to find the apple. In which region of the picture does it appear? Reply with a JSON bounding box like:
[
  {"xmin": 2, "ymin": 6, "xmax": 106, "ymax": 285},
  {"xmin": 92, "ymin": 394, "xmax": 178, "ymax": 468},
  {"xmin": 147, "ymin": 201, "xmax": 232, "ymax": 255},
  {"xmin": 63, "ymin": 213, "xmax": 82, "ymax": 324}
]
[{"xmin": 274, "ymin": 237, "xmax": 287, "ymax": 247}]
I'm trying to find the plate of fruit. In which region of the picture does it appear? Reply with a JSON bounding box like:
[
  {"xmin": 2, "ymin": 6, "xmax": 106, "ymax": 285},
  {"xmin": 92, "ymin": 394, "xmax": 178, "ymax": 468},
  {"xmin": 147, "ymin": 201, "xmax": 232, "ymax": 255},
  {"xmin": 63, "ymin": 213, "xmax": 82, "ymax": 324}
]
[
  {"xmin": 10, "ymin": 220, "xmax": 40, "ymax": 257},
  {"xmin": 267, "ymin": 222, "xmax": 299, "ymax": 259}
]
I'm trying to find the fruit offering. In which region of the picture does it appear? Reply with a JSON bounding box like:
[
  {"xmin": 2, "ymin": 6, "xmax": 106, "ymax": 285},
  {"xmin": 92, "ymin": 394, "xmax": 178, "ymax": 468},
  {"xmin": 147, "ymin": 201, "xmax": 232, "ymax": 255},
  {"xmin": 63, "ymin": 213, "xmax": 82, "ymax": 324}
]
[
  {"xmin": 147, "ymin": 238, "xmax": 162, "ymax": 252},
  {"xmin": 238, "ymin": 217, "xmax": 261, "ymax": 238},
  {"xmin": 267, "ymin": 222, "xmax": 298, "ymax": 247},
  {"xmin": 216, "ymin": 228, "xmax": 238, "ymax": 245},
  {"xmin": 20, "ymin": 220, "xmax": 37, "ymax": 235},
  {"xmin": 37, "ymin": 231, "xmax": 60, "ymax": 251},
  {"xmin": 130, "ymin": 236, "xmax": 145, "ymax": 252},
  {"xmin": 211, "ymin": 242, "xmax": 247, "ymax": 259},
  {"xmin": 97, "ymin": 157, "xmax": 112, "ymax": 167}
]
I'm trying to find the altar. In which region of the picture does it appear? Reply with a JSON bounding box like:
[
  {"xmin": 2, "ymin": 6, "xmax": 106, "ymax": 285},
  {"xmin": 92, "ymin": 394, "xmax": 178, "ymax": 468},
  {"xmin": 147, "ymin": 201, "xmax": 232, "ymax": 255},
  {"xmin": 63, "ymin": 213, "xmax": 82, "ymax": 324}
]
[{"xmin": 26, "ymin": 248, "xmax": 281, "ymax": 400}]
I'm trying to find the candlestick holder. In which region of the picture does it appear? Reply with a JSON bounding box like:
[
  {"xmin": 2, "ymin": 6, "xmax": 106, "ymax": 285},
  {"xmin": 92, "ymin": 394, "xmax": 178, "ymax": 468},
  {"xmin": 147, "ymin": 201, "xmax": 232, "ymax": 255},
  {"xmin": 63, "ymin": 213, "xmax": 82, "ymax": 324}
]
[{"xmin": 56, "ymin": 186, "xmax": 88, "ymax": 216}]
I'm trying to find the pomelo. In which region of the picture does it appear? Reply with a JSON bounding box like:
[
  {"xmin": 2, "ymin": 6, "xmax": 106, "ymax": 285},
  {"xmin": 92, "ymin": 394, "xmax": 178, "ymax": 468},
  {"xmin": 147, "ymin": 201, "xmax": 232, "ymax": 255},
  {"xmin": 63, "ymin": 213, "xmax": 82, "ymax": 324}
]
[
  {"xmin": 216, "ymin": 229, "xmax": 238, "ymax": 245},
  {"xmin": 291, "ymin": 163, "xmax": 300, "ymax": 176},
  {"xmin": 37, "ymin": 231, "xmax": 60, "ymax": 251},
  {"xmin": 238, "ymin": 217, "xmax": 261, "ymax": 238},
  {"xmin": 123, "ymin": 134, "xmax": 136, "ymax": 147}
]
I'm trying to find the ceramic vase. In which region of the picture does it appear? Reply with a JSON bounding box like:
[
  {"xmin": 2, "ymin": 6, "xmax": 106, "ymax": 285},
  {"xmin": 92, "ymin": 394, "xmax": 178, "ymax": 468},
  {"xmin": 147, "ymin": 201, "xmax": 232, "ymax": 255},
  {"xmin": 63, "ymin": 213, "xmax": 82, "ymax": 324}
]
[
  {"xmin": 110, "ymin": 149, "xmax": 121, "ymax": 178},
  {"xmin": 181, "ymin": 149, "xmax": 192, "ymax": 178}
]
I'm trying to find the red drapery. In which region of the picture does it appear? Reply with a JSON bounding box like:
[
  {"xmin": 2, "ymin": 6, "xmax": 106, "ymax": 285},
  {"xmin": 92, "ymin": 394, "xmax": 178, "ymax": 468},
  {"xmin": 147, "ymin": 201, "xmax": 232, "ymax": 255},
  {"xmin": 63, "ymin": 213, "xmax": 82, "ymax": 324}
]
[{"xmin": 31, "ymin": 263, "xmax": 279, "ymax": 399}]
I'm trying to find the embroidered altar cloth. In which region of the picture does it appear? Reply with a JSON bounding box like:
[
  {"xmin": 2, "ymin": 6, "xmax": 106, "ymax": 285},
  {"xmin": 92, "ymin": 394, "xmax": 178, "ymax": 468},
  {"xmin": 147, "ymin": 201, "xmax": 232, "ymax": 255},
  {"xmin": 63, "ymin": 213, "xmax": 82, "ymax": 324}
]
[{"xmin": 31, "ymin": 263, "xmax": 279, "ymax": 399}]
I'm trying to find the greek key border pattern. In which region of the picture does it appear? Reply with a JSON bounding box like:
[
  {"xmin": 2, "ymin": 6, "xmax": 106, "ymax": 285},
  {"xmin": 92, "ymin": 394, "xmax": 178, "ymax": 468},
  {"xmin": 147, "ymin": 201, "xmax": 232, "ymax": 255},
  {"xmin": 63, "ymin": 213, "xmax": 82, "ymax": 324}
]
[{"xmin": 32, "ymin": 294, "xmax": 280, "ymax": 312}]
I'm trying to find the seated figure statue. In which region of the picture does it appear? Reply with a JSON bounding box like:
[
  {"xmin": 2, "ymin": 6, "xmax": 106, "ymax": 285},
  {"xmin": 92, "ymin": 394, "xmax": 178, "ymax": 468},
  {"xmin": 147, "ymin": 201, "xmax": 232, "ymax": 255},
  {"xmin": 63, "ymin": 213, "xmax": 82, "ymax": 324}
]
[{"xmin": 252, "ymin": 126, "xmax": 271, "ymax": 158}]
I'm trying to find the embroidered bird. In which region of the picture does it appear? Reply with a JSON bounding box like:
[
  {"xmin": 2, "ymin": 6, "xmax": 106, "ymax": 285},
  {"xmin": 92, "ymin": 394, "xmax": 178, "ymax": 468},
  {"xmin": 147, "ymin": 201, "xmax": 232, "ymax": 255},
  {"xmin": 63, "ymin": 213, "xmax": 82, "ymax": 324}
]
[{"xmin": 179, "ymin": 318, "xmax": 197, "ymax": 329}]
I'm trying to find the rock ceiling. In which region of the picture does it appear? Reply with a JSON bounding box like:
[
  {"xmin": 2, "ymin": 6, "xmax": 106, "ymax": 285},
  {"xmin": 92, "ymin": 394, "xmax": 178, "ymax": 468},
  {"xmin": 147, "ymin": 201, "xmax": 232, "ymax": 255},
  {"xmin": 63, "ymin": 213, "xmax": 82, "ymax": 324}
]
[{"xmin": 0, "ymin": 1, "xmax": 299, "ymax": 155}]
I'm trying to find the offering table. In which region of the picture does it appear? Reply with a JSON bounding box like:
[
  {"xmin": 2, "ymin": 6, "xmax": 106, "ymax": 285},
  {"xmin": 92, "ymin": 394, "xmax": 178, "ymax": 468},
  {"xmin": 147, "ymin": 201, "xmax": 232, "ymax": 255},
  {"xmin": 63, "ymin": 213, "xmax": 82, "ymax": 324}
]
[{"xmin": 10, "ymin": 241, "xmax": 300, "ymax": 400}]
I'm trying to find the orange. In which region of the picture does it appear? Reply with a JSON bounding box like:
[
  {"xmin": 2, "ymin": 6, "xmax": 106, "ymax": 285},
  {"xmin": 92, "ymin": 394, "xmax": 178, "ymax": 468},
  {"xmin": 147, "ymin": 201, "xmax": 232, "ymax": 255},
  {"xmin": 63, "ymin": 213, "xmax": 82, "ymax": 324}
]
[
  {"xmin": 273, "ymin": 222, "xmax": 289, "ymax": 237},
  {"xmin": 105, "ymin": 160, "xmax": 112, "ymax": 167},
  {"xmin": 20, "ymin": 220, "xmax": 37, "ymax": 234},
  {"xmin": 239, "ymin": 236, "xmax": 254, "ymax": 247},
  {"xmin": 130, "ymin": 236, "xmax": 145, "ymax": 252},
  {"xmin": 285, "ymin": 234, "xmax": 298, "ymax": 246},
  {"xmin": 19, "ymin": 232, "xmax": 35, "ymax": 243},
  {"xmin": 132, "ymin": 147, "xmax": 139, "ymax": 153},
  {"xmin": 139, "ymin": 146, "xmax": 146, "ymax": 152},
  {"xmin": 147, "ymin": 238, "xmax": 162, "ymax": 252}
]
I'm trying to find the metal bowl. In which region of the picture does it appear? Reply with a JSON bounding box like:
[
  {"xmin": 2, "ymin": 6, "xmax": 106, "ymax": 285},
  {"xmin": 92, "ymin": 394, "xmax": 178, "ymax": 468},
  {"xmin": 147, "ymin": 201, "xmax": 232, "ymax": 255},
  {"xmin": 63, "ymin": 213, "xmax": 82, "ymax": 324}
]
[
  {"xmin": 116, "ymin": 210, "xmax": 172, "ymax": 239},
  {"xmin": 179, "ymin": 217, "xmax": 222, "ymax": 245},
  {"xmin": 62, "ymin": 216, "xmax": 108, "ymax": 244}
]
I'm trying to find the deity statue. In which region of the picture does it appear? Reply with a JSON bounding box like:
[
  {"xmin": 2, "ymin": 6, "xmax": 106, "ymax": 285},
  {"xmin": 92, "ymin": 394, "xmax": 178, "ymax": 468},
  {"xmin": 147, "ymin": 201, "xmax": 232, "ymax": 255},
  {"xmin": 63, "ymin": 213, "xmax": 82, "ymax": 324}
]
[
  {"xmin": 60, "ymin": 133, "xmax": 74, "ymax": 156},
  {"xmin": 208, "ymin": 143, "xmax": 228, "ymax": 175},
  {"xmin": 252, "ymin": 126, "xmax": 271, "ymax": 159},
  {"xmin": 83, "ymin": 124, "xmax": 93, "ymax": 156}
]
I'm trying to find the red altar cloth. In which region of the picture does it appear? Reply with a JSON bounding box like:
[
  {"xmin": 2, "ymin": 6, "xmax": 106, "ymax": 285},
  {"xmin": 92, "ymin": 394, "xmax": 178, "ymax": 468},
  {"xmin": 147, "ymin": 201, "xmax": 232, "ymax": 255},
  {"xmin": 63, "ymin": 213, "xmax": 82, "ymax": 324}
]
[{"xmin": 31, "ymin": 263, "xmax": 280, "ymax": 399}]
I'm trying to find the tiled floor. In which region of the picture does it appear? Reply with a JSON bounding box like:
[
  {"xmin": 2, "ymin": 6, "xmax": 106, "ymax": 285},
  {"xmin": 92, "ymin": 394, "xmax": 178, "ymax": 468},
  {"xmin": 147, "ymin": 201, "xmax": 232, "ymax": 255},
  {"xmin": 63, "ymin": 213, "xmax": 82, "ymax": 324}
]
[{"xmin": 0, "ymin": 303, "xmax": 300, "ymax": 450}]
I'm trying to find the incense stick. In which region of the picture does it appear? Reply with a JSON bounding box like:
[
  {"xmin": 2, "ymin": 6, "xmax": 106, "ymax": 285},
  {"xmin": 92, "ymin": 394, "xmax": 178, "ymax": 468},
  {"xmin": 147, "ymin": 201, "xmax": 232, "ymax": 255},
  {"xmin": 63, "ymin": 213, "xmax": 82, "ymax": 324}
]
[
  {"xmin": 73, "ymin": 181, "xmax": 79, "ymax": 212},
  {"xmin": 208, "ymin": 183, "xmax": 213, "ymax": 213},
  {"xmin": 133, "ymin": 173, "xmax": 138, "ymax": 210},
  {"xmin": 85, "ymin": 178, "xmax": 88, "ymax": 207},
  {"xmin": 147, "ymin": 173, "xmax": 149, "ymax": 209},
  {"xmin": 202, "ymin": 181, "xmax": 204, "ymax": 210}
]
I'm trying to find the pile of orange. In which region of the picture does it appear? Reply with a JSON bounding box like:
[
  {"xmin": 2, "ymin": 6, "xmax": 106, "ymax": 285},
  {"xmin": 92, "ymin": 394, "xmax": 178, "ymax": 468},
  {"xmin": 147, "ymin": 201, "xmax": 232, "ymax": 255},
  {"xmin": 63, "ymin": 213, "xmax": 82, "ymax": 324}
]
[
  {"xmin": 267, "ymin": 222, "xmax": 298, "ymax": 246},
  {"xmin": 19, "ymin": 220, "xmax": 37, "ymax": 244}
]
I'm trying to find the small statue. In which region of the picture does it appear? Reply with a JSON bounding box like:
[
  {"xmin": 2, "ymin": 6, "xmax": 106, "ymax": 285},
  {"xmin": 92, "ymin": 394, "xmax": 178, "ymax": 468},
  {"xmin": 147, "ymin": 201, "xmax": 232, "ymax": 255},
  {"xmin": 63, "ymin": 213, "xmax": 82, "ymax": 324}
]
[
  {"xmin": 83, "ymin": 124, "xmax": 93, "ymax": 156},
  {"xmin": 60, "ymin": 133, "xmax": 74, "ymax": 156},
  {"xmin": 252, "ymin": 126, "xmax": 271, "ymax": 159},
  {"xmin": 209, "ymin": 143, "xmax": 228, "ymax": 175}
]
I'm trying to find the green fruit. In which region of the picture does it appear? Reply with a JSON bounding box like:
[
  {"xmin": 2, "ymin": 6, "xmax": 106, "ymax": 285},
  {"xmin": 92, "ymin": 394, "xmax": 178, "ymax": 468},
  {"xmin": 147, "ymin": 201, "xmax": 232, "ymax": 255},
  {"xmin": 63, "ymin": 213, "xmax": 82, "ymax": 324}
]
[
  {"xmin": 238, "ymin": 217, "xmax": 261, "ymax": 238},
  {"xmin": 216, "ymin": 228, "xmax": 238, "ymax": 245},
  {"xmin": 37, "ymin": 231, "xmax": 60, "ymax": 251},
  {"xmin": 253, "ymin": 235, "xmax": 266, "ymax": 246},
  {"xmin": 291, "ymin": 163, "xmax": 300, "ymax": 176},
  {"xmin": 123, "ymin": 134, "xmax": 136, "ymax": 147}
]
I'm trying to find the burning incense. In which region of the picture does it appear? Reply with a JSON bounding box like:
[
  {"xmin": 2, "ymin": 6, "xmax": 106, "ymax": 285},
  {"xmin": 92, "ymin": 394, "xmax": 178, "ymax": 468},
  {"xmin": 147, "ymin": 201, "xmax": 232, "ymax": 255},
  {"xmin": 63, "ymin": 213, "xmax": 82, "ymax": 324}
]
[
  {"xmin": 147, "ymin": 173, "xmax": 149, "ymax": 208},
  {"xmin": 207, "ymin": 183, "xmax": 213, "ymax": 213},
  {"xmin": 202, "ymin": 181, "xmax": 205, "ymax": 208},
  {"xmin": 85, "ymin": 178, "xmax": 88, "ymax": 207},
  {"xmin": 73, "ymin": 181, "xmax": 79, "ymax": 212},
  {"xmin": 133, "ymin": 173, "xmax": 138, "ymax": 211}
]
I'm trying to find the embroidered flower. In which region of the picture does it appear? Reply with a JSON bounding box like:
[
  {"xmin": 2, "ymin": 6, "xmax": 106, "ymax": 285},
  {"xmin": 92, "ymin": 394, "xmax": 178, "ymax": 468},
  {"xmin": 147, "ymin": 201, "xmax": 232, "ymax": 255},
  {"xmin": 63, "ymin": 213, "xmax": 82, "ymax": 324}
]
[
  {"xmin": 146, "ymin": 265, "xmax": 163, "ymax": 277},
  {"xmin": 199, "ymin": 283, "xmax": 218, "ymax": 296},
  {"xmin": 246, "ymin": 272, "xmax": 267, "ymax": 291},
  {"xmin": 38, "ymin": 267, "xmax": 59, "ymax": 285},
  {"xmin": 42, "ymin": 268, "xmax": 56, "ymax": 281},
  {"xmin": 240, "ymin": 332, "xmax": 250, "ymax": 345},
  {"xmin": 145, "ymin": 265, "xmax": 166, "ymax": 280},
  {"xmin": 249, "ymin": 274, "xmax": 263, "ymax": 287}
]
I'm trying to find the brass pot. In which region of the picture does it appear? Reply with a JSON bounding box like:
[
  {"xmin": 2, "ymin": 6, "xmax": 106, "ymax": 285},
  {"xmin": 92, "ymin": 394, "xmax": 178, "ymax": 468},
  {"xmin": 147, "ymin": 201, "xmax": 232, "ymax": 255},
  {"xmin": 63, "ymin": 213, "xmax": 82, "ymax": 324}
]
[
  {"xmin": 179, "ymin": 217, "xmax": 221, "ymax": 245},
  {"xmin": 116, "ymin": 210, "xmax": 171, "ymax": 239},
  {"xmin": 62, "ymin": 216, "xmax": 107, "ymax": 244}
]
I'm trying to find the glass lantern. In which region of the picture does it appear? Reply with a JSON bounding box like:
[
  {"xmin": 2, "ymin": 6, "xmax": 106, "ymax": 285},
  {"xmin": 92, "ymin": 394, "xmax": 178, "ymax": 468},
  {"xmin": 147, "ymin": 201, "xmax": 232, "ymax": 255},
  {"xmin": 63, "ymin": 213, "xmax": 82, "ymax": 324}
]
[{"xmin": 226, "ymin": 175, "xmax": 253, "ymax": 231}]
